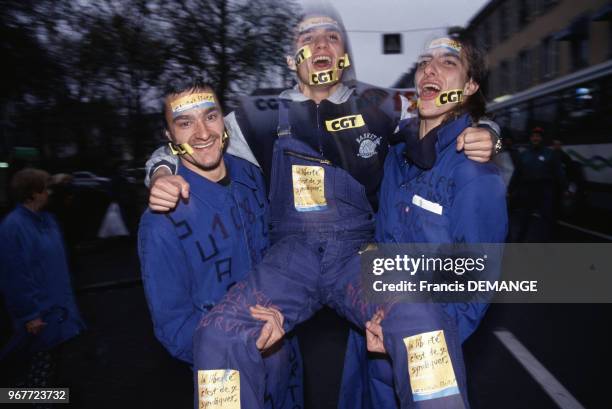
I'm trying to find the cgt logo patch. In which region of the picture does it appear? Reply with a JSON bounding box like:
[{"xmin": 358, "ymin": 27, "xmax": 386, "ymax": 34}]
[
  {"xmin": 435, "ymin": 89, "xmax": 463, "ymax": 107},
  {"xmin": 356, "ymin": 133, "xmax": 382, "ymax": 159},
  {"xmin": 325, "ymin": 114, "xmax": 365, "ymax": 132},
  {"xmin": 295, "ymin": 45, "xmax": 312, "ymax": 66},
  {"xmin": 310, "ymin": 69, "xmax": 337, "ymax": 85}
]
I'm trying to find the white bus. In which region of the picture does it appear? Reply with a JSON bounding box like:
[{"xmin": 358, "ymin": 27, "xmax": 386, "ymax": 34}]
[{"xmin": 487, "ymin": 59, "xmax": 612, "ymax": 213}]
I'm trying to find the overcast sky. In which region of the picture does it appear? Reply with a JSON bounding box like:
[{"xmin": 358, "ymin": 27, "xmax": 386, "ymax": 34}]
[{"xmin": 303, "ymin": 0, "xmax": 490, "ymax": 87}]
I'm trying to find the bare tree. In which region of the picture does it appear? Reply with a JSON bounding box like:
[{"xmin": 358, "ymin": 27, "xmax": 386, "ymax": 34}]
[{"xmin": 156, "ymin": 0, "xmax": 300, "ymax": 106}]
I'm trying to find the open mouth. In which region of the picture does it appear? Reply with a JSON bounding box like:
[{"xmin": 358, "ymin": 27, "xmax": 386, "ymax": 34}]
[
  {"xmin": 312, "ymin": 55, "xmax": 333, "ymax": 70},
  {"xmin": 419, "ymin": 82, "xmax": 442, "ymax": 100},
  {"xmin": 191, "ymin": 139, "xmax": 216, "ymax": 150}
]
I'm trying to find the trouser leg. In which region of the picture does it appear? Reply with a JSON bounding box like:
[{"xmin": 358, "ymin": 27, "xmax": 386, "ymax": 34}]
[
  {"xmin": 324, "ymin": 245, "xmax": 470, "ymax": 409},
  {"xmin": 194, "ymin": 237, "xmax": 320, "ymax": 409}
]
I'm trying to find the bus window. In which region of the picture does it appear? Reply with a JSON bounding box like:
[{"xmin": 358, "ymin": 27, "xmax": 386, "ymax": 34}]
[
  {"xmin": 509, "ymin": 103, "xmax": 529, "ymax": 142},
  {"xmin": 532, "ymin": 94, "xmax": 559, "ymax": 140},
  {"xmin": 559, "ymin": 81, "xmax": 605, "ymax": 144}
]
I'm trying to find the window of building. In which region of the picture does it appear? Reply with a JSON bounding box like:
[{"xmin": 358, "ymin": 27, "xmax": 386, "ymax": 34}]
[
  {"xmin": 508, "ymin": 103, "xmax": 530, "ymax": 142},
  {"xmin": 517, "ymin": 49, "xmax": 531, "ymax": 90},
  {"xmin": 518, "ymin": 0, "xmax": 530, "ymax": 28},
  {"xmin": 487, "ymin": 67, "xmax": 497, "ymax": 99},
  {"xmin": 534, "ymin": 0, "xmax": 559, "ymax": 15},
  {"xmin": 498, "ymin": 3, "xmax": 508, "ymax": 42},
  {"xmin": 539, "ymin": 36, "xmax": 558, "ymax": 80},
  {"xmin": 609, "ymin": 19, "xmax": 612, "ymax": 59},
  {"xmin": 570, "ymin": 18, "xmax": 590, "ymax": 70},
  {"xmin": 482, "ymin": 21, "xmax": 492, "ymax": 50},
  {"xmin": 500, "ymin": 60, "xmax": 510, "ymax": 95}
]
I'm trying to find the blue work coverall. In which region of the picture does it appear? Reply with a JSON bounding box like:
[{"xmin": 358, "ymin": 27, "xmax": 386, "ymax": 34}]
[
  {"xmin": 193, "ymin": 104, "xmax": 472, "ymax": 409},
  {"xmin": 347, "ymin": 114, "xmax": 508, "ymax": 408},
  {"xmin": 0, "ymin": 205, "xmax": 85, "ymax": 357},
  {"xmin": 138, "ymin": 154, "xmax": 303, "ymax": 409}
]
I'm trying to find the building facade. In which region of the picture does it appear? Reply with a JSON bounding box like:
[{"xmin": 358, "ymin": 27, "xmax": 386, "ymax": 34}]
[{"xmin": 465, "ymin": 0, "xmax": 611, "ymax": 100}]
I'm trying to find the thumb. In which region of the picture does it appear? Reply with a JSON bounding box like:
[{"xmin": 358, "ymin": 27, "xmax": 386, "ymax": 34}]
[
  {"xmin": 180, "ymin": 180, "xmax": 190, "ymax": 200},
  {"xmin": 456, "ymin": 132, "xmax": 465, "ymax": 151},
  {"xmin": 256, "ymin": 323, "xmax": 271, "ymax": 350}
]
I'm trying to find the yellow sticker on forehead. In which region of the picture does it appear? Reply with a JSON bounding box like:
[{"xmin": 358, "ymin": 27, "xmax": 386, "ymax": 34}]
[
  {"xmin": 295, "ymin": 45, "xmax": 312, "ymax": 66},
  {"xmin": 197, "ymin": 369, "xmax": 240, "ymax": 409},
  {"xmin": 171, "ymin": 93, "xmax": 216, "ymax": 116},
  {"xmin": 309, "ymin": 68, "xmax": 338, "ymax": 85},
  {"xmin": 435, "ymin": 89, "xmax": 463, "ymax": 107},
  {"xmin": 427, "ymin": 38, "xmax": 462, "ymax": 54},
  {"xmin": 404, "ymin": 330, "xmax": 460, "ymax": 401},
  {"xmin": 297, "ymin": 16, "xmax": 341, "ymax": 34}
]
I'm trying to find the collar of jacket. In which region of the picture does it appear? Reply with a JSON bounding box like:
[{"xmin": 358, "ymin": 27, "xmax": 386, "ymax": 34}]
[
  {"xmin": 177, "ymin": 154, "xmax": 259, "ymax": 209},
  {"xmin": 278, "ymin": 83, "xmax": 354, "ymax": 104},
  {"xmin": 16, "ymin": 203, "xmax": 44, "ymax": 221},
  {"xmin": 403, "ymin": 113, "xmax": 471, "ymax": 170}
]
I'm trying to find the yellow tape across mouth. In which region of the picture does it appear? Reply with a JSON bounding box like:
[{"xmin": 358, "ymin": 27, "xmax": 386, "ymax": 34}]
[
  {"xmin": 309, "ymin": 68, "xmax": 338, "ymax": 85},
  {"xmin": 435, "ymin": 89, "xmax": 463, "ymax": 107}
]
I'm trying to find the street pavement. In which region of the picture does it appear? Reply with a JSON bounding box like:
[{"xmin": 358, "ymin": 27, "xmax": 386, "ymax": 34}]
[{"xmin": 3, "ymin": 217, "xmax": 610, "ymax": 409}]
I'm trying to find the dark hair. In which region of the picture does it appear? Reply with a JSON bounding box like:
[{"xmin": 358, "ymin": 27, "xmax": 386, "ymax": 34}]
[
  {"xmin": 10, "ymin": 168, "xmax": 50, "ymax": 203},
  {"xmin": 446, "ymin": 30, "xmax": 488, "ymax": 121},
  {"xmin": 162, "ymin": 75, "xmax": 217, "ymax": 129},
  {"xmin": 163, "ymin": 75, "xmax": 214, "ymax": 98}
]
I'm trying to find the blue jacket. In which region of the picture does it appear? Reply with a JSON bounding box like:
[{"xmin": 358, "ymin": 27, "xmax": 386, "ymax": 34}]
[
  {"xmin": 138, "ymin": 154, "xmax": 269, "ymax": 363},
  {"xmin": 377, "ymin": 114, "xmax": 508, "ymax": 340},
  {"xmin": 0, "ymin": 205, "xmax": 84, "ymax": 354}
]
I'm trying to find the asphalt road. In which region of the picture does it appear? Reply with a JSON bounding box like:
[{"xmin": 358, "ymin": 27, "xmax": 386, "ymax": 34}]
[{"xmin": 3, "ymin": 216, "xmax": 610, "ymax": 409}]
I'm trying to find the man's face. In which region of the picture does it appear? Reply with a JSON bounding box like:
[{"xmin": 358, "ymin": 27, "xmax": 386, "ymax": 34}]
[
  {"xmin": 530, "ymin": 132, "xmax": 543, "ymax": 146},
  {"xmin": 414, "ymin": 38, "xmax": 474, "ymax": 119},
  {"xmin": 293, "ymin": 16, "xmax": 346, "ymax": 87},
  {"xmin": 164, "ymin": 89, "xmax": 225, "ymax": 172}
]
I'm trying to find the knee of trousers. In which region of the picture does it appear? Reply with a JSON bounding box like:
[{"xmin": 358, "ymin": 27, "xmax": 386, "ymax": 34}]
[
  {"xmin": 194, "ymin": 322, "xmax": 259, "ymax": 368},
  {"xmin": 381, "ymin": 302, "xmax": 456, "ymax": 338}
]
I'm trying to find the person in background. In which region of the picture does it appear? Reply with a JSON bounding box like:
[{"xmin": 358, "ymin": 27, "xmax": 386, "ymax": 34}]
[
  {"xmin": 0, "ymin": 168, "xmax": 85, "ymax": 389},
  {"xmin": 509, "ymin": 127, "xmax": 565, "ymax": 242}
]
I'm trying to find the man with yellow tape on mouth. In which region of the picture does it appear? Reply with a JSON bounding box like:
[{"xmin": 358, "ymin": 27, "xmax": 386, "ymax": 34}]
[
  {"xmin": 138, "ymin": 77, "xmax": 303, "ymax": 409},
  {"xmin": 144, "ymin": 3, "xmax": 497, "ymax": 409}
]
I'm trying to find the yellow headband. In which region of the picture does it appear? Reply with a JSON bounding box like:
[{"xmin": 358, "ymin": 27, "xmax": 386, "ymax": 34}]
[{"xmin": 171, "ymin": 93, "xmax": 216, "ymax": 117}]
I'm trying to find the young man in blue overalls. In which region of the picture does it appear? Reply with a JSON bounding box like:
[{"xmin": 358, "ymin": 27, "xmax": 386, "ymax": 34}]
[
  {"xmin": 138, "ymin": 78, "xmax": 303, "ymax": 409},
  {"xmin": 360, "ymin": 34, "xmax": 508, "ymax": 409}
]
